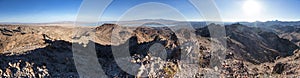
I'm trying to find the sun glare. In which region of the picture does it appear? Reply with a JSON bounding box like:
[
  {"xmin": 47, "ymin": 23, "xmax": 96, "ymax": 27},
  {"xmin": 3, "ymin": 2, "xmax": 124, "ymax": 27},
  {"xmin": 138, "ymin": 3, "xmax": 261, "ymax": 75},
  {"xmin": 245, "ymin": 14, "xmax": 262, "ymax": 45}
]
[{"xmin": 243, "ymin": 0, "xmax": 261, "ymax": 16}]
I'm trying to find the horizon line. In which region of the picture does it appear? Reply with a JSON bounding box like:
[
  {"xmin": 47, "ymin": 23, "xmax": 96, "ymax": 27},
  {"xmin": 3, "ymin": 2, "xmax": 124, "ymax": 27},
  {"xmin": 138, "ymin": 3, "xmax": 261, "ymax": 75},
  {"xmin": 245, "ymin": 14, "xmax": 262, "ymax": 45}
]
[{"xmin": 1, "ymin": 19, "xmax": 300, "ymax": 24}]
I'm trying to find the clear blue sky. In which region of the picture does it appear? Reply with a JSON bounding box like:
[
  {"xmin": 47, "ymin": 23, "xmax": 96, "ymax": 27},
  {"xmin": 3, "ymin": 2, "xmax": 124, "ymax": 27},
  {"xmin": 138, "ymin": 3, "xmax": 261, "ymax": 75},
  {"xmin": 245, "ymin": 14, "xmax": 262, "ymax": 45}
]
[{"xmin": 0, "ymin": 0, "xmax": 299, "ymax": 23}]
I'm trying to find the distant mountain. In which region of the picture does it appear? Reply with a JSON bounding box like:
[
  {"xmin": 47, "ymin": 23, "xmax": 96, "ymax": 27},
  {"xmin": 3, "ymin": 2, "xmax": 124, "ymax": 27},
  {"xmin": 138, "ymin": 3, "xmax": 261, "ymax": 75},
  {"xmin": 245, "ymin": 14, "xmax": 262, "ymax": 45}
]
[
  {"xmin": 131, "ymin": 19, "xmax": 178, "ymax": 22},
  {"xmin": 239, "ymin": 21, "xmax": 300, "ymax": 27},
  {"xmin": 113, "ymin": 19, "xmax": 178, "ymax": 26}
]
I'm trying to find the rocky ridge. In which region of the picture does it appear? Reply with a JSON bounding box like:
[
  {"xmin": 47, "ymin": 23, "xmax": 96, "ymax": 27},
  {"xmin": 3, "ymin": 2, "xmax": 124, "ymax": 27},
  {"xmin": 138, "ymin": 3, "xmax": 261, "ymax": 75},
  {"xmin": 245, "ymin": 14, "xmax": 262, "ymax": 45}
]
[{"xmin": 0, "ymin": 23, "xmax": 300, "ymax": 77}]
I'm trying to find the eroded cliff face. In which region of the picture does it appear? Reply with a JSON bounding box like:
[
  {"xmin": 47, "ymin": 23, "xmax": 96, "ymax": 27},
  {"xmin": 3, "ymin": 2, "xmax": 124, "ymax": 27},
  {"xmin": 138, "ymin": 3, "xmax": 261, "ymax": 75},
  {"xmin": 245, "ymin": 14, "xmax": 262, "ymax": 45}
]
[{"xmin": 0, "ymin": 24, "xmax": 299, "ymax": 77}]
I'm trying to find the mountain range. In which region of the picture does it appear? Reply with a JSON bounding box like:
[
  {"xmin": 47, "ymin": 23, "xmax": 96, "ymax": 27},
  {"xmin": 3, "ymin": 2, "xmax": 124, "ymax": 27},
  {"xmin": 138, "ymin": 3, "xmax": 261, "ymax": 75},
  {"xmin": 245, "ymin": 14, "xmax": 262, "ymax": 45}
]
[{"xmin": 1, "ymin": 21, "xmax": 300, "ymax": 77}]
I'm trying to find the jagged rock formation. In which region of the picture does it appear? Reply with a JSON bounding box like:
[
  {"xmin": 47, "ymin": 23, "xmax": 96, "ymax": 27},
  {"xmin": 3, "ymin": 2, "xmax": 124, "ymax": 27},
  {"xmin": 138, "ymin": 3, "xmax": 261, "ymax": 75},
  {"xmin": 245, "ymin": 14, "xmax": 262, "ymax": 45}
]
[
  {"xmin": 1, "ymin": 23, "xmax": 300, "ymax": 77},
  {"xmin": 0, "ymin": 24, "xmax": 184, "ymax": 77}
]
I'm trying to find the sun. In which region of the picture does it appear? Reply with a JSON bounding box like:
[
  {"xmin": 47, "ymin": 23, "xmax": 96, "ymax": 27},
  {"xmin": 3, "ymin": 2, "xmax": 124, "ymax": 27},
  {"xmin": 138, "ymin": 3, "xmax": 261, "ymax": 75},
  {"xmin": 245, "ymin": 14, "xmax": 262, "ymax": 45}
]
[{"xmin": 243, "ymin": 0, "xmax": 261, "ymax": 16}]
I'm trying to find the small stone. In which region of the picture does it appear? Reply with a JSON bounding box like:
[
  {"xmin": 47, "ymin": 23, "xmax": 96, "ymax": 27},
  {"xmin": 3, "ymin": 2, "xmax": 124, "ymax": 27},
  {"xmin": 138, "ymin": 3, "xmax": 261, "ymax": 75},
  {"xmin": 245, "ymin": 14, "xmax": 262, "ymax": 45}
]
[
  {"xmin": 272, "ymin": 62, "xmax": 285, "ymax": 74},
  {"xmin": 0, "ymin": 69, "xmax": 2, "ymax": 76}
]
